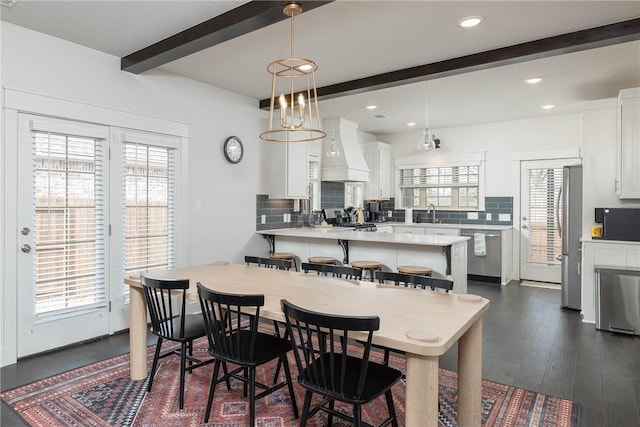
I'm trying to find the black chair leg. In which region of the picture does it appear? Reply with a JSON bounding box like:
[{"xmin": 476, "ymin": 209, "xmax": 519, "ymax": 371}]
[
  {"xmin": 179, "ymin": 342, "xmax": 187, "ymax": 409},
  {"xmin": 383, "ymin": 348, "xmax": 390, "ymax": 365},
  {"xmin": 385, "ymin": 389, "xmax": 399, "ymax": 427},
  {"xmin": 280, "ymin": 355, "xmax": 299, "ymax": 419},
  {"xmin": 300, "ymin": 390, "xmax": 312, "ymax": 426},
  {"xmin": 249, "ymin": 367, "xmax": 256, "ymax": 427},
  {"xmin": 353, "ymin": 404, "xmax": 362, "ymax": 427},
  {"xmin": 204, "ymin": 360, "xmax": 221, "ymax": 423},
  {"xmin": 222, "ymin": 361, "xmax": 231, "ymax": 390},
  {"xmin": 243, "ymin": 367, "xmax": 248, "ymax": 397},
  {"xmin": 147, "ymin": 337, "xmax": 163, "ymax": 392},
  {"xmin": 327, "ymin": 400, "xmax": 335, "ymax": 426}
]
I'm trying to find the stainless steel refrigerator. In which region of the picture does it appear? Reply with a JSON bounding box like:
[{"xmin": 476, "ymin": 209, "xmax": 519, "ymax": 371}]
[{"xmin": 559, "ymin": 165, "xmax": 583, "ymax": 310}]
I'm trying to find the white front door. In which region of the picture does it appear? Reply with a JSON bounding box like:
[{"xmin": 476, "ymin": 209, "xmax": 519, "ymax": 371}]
[
  {"xmin": 16, "ymin": 114, "xmax": 110, "ymax": 357},
  {"xmin": 519, "ymin": 159, "xmax": 567, "ymax": 283}
]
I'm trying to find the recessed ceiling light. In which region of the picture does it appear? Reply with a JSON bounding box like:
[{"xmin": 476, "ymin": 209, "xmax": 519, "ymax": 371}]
[
  {"xmin": 366, "ymin": 105, "xmax": 377, "ymax": 110},
  {"xmin": 458, "ymin": 16, "xmax": 483, "ymax": 28},
  {"xmin": 407, "ymin": 122, "xmax": 416, "ymax": 127},
  {"xmin": 525, "ymin": 77, "xmax": 543, "ymax": 84},
  {"xmin": 541, "ymin": 104, "xmax": 555, "ymax": 110}
]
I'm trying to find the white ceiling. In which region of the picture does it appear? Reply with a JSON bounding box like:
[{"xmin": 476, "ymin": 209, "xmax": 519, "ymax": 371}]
[{"xmin": 2, "ymin": 1, "xmax": 639, "ymax": 135}]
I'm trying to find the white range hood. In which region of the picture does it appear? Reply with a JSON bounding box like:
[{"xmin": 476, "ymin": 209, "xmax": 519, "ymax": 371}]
[{"xmin": 321, "ymin": 117, "xmax": 370, "ymax": 182}]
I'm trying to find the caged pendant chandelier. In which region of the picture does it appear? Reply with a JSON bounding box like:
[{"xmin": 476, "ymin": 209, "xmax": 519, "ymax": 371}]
[
  {"xmin": 418, "ymin": 82, "xmax": 440, "ymax": 151},
  {"xmin": 259, "ymin": 2, "xmax": 326, "ymax": 143}
]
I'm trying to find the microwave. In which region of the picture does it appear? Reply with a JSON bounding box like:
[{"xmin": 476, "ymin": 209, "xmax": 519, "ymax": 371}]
[{"xmin": 594, "ymin": 208, "xmax": 640, "ymax": 242}]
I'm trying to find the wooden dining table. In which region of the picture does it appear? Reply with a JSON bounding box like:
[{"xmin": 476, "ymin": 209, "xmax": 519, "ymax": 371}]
[{"xmin": 126, "ymin": 262, "xmax": 489, "ymax": 427}]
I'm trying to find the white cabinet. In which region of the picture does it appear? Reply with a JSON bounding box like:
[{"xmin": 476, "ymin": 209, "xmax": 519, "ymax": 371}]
[
  {"xmin": 265, "ymin": 142, "xmax": 309, "ymax": 199},
  {"xmin": 423, "ymin": 226, "xmax": 459, "ymax": 236},
  {"xmin": 617, "ymin": 88, "xmax": 640, "ymax": 199},
  {"xmin": 363, "ymin": 142, "xmax": 391, "ymax": 200},
  {"xmin": 393, "ymin": 226, "xmax": 424, "ymax": 234}
]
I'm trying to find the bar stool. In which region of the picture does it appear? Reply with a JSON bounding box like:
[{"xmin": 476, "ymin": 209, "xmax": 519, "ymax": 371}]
[
  {"xmin": 397, "ymin": 265, "xmax": 433, "ymax": 276},
  {"xmin": 270, "ymin": 252, "xmax": 298, "ymax": 271},
  {"xmin": 308, "ymin": 256, "xmax": 339, "ymax": 265},
  {"xmin": 350, "ymin": 260, "xmax": 382, "ymax": 282}
]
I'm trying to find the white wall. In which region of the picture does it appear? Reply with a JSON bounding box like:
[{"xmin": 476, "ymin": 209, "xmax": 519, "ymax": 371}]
[
  {"xmin": 1, "ymin": 23, "xmax": 267, "ymax": 364},
  {"xmin": 381, "ymin": 114, "xmax": 581, "ymax": 197}
]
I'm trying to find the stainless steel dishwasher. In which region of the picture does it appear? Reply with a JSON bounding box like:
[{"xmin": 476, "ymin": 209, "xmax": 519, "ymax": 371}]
[
  {"xmin": 595, "ymin": 266, "xmax": 640, "ymax": 336},
  {"xmin": 460, "ymin": 229, "xmax": 501, "ymax": 281}
]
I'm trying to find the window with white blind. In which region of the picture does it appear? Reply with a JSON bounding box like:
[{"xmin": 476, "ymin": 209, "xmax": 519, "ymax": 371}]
[
  {"xmin": 124, "ymin": 143, "xmax": 176, "ymax": 276},
  {"xmin": 33, "ymin": 131, "xmax": 106, "ymax": 317},
  {"xmin": 526, "ymin": 167, "xmax": 562, "ymax": 265},
  {"xmin": 398, "ymin": 165, "xmax": 480, "ymax": 209}
]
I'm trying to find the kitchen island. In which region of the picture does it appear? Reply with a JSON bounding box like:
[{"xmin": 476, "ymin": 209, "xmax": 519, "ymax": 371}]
[{"xmin": 257, "ymin": 228, "xmax": 469, "ymax": 293}]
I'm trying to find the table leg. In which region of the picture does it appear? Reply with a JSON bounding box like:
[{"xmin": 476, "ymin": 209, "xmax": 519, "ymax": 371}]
[
  {"xmin": 457, "ymin": 317, "xmax": 483, "ymax": 427},
  {"xmin": 405, "ymin": 353, "xmax": 439, "ymax": 427},
  {"xmin": 129, "ymin": 285, "xmax": 148, "ymax": 380}
]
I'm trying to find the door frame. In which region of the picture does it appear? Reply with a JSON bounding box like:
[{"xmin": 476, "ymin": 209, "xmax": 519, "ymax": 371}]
[
  {"xmin": 2, "ymin": 89, "xmax": 189, "ymax": 366},
  {"xmin": 511, "ymin": 149, "xmax": 581, "ymax": 281}
]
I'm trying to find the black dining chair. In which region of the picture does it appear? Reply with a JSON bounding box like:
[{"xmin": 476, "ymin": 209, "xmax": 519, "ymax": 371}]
[
  {"xmin": 301, "ymin": 262, "xmax": 363, "ymax": 280},
  {"xmin": 197, "ymin": 284, "xmax": 299, "ymax": 425},
  {"xmin": 281, "ymin": 299, "xmax": 402, "ymax": 427},
  {"xmin": 374, "ymin": 270, "xmax": 453, "ymax": 368},
  {"xmin": 244, "ymin": 255, "xmax": 292, "ymax": 270},
  {"xmin": 140, "ymin": 273, "xmax": 215, "ymax": 410},
  {"xmin": 375, "ymin": 270, "xmax": 454, "ymax": 292}
]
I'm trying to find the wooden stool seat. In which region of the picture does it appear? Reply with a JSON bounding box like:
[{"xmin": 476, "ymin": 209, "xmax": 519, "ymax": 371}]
[
  {"xmin": 308, "ymin": 256, "xmax": 338, "ymax": 265},
  {"xmin": 350, "ymin": 260, "xmax": 382, "ymax": 282},
  {"xmin": 398, "ymin": 265, "xmax": 433, "ymax": 276},
  {"xmin": 270, "ymin": 252, "xmax": 297, "ymax": 271}
]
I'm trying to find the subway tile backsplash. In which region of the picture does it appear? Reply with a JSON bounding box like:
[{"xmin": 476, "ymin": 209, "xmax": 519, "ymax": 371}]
[{"xmin": 256, "ymin": 194, "xmax": 513, "ymax": 229}]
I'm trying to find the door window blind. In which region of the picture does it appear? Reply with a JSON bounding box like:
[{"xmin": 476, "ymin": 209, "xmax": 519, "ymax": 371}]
[
  {"xmin": 124, "ymin": 142, "xmax": 176, "ymax": 279},
  {"xmin": 526, "ymin": 168, "xmax": 562, "ymax": 265},
  {"xmin": 33, "ymin": 131, "xmax": 106, "ymax": 317}
]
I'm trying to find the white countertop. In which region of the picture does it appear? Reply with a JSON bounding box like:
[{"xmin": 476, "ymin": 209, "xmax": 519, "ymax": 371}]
[
  {"xmin": 391, "ymin": 223, "xmax": 513, "ymax": 231},
  {"xmin": 582, "ymin": 237, "xmax": 640, "ymax": 246},
  {"xmin": 258, "ymin": 227, "xmax": 469, "ymax": 246}
]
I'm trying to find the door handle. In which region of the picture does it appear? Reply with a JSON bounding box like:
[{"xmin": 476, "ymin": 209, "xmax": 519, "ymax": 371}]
[
  {"xmin": 555, "ymin": 254, "xmax": 562, "ymax": 261},
  {"xmin": 21, "ymin": 244, "xmax": 32, "ymax": 253}
]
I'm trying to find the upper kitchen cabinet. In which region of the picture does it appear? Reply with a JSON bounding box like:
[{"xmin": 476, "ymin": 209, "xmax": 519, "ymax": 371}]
[
  {"xmin": 617, "ymin": 87, "xmax": 640, "ymax": 199},
  {"xmin": 265, "ymin": 142, "xmax": 309, "ymax": 199},
  {"xmin": 363, "ymin": 141, "xmax": 391, "ymax": 200}
]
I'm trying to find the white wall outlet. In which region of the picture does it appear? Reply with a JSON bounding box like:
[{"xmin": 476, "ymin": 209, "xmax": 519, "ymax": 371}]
[
  {"xmin": 467, "ymin": 212, "xmax": 478, "ymax": 220},
  {"xmin": 261, "ymin": 214, "xmax": 266, "ymax": 224},
  {"xmin": 499, "ymin": 213, "xmax": 511, "ymax": 222},
  {"xmin": 195, "ymin": 202, "xmax": 203, "ymax": 213},
  {"xmin": 486, "ymin": 213, "xmax": 492, "ymax": 221},
  {"xmin": 388, "ymin": 210, "xmax": 393, "ymax": 217}
]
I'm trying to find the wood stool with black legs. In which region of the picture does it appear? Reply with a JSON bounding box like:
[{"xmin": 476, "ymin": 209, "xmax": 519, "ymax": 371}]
[
  {"xmin": 350, "ymin": 260, "xmax": 382, "ymax": 282},
  {"xmin": 269, "ymin": 252, "xmax": 298, "ymax": 271},
  {"xmin": 307, "ymin": 256, "xmax": 339, "ymax": 265},
  {"xmin": 397, "ymin": 265, "xmax": 433, "ymax": 276}
]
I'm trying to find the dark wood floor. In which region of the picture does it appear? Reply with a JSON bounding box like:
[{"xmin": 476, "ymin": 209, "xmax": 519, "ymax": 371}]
[{"xmin": 2, "ymin": 281, "xmax": 639, "ymax": 426}]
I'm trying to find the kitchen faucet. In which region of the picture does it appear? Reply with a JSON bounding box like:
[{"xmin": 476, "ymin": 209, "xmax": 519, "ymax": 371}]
[{"xmin": 427, "ymin": 203, "xmax": 436, "ymax": 223}]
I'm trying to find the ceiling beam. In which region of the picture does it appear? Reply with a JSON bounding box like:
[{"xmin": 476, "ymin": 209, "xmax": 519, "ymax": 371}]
[
  {"xmin": 260, "ymin": 17, "xmax": 640, "ymax": 108},
  {"xmin": 121, "ymin": 0, "xmax": 333, "ymax": 74}
]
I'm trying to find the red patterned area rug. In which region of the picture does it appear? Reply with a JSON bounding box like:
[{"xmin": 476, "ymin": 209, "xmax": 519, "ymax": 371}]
[{"xmin": 1, "ymin": 338, "xmax": 579, "ymax": 427}]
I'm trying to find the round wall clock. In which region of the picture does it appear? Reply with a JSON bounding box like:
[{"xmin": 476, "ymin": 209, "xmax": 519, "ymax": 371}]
[{"xmin": 223, "ymin": 136, "xmax": 243, "ymax": 164}]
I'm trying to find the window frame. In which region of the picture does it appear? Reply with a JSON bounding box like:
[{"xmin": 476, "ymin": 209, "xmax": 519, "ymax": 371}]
[{"xmin": 394, "ymin": 151, "xmax": 486, "ymax": 211}]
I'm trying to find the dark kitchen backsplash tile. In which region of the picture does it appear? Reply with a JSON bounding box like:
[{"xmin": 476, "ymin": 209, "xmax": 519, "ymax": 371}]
[
  {"xmin": 256, "ymin": 194, "xmax": 513, "ymax": 229},
  {"xmin": 389, "ymin": 196, "xmax": 513, "ymax": 226},
  {"xmin": 321, "ymin": 181, "xmax": 345, "ymax": 209}
]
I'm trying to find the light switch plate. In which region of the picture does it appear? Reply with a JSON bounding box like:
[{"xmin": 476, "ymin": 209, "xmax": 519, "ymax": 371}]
[
  {"xmin": 261, "ymin": 215, "xmax": 266, "ymax": 224},
  {"xmin": 467, "ymin": 212, "xmax": 478, "ymax": 220},
  {"xmin": 388, "ymin": 210, "xmax": 393, "ymax": 217},
  {"xmin": 499, "ymin": 213, "xmax": 511, "ymax": 222},
  {"xmin": 486, "ymin": 213, "xmax": 492, "ymax": 220}
]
